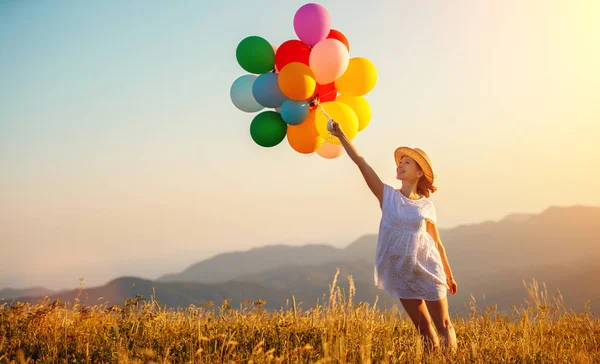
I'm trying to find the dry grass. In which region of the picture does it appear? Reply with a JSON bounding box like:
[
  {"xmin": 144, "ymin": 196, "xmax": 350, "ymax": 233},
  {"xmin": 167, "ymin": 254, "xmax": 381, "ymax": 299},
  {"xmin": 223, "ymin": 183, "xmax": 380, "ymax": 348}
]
[{"xmin": 1, "ymin": 271, "xmax": 599, "ymax": 363}]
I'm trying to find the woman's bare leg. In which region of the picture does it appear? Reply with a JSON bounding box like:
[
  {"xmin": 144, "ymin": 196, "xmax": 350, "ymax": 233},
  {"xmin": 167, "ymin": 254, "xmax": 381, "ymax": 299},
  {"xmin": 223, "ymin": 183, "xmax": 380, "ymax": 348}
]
[
  {"xmin": 399, "ymin": 298, "xmax": 439, "ymax": 350},
  {"xmin": 425, "ymin": 296, "xmax": 457, "ymax": 352}
]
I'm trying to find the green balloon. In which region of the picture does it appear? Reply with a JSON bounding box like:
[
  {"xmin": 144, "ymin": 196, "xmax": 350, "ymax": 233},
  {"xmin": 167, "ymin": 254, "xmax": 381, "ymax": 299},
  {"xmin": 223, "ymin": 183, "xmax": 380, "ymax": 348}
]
[
  {"xmin": 250, "ymin": 111, "xmax": 287, "ymax": 147},
  {"xmin": 236, "ymin": 36, "xmax": 275, "ymax": 74}
]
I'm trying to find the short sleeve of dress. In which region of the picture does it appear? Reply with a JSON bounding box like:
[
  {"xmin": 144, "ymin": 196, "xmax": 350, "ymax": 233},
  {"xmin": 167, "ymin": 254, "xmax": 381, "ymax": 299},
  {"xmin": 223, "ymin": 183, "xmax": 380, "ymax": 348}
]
[
  {"xmin": 381, "ymin": 184, "xmax": 395, "ymax": 211},
  {"xmin": 424, "ymin": 200, "xmax": 438, "ymax": 224}
]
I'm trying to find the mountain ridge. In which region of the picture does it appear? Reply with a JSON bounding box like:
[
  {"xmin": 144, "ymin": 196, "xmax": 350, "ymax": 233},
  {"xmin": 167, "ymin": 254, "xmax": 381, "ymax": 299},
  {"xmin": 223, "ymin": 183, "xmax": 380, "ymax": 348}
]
[{"xmin": 3, "ymin": 205, "xmax": 600, "ymax": 316}]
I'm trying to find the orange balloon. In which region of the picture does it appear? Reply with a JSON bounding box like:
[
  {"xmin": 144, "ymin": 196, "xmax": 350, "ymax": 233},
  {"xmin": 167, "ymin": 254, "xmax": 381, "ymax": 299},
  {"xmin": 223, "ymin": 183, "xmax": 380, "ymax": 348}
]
[
  {"xmin": 316, "ymin": 142, "xmax": 345, "ymax": 159},
  {"xmin": 287, "ymin": 111, "xmax": 325, "ymax": 154},
  {"xmin": 278, "ymin": 62, "xmax": 316, "ymax": 100}
]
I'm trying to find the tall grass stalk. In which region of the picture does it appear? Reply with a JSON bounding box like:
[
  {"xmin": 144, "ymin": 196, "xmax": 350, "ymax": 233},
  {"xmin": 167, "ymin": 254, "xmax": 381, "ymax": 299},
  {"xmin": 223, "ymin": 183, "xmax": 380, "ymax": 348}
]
[{"xmin": 1, "ymin": 273, "xmax": 598, "ymax": 363}]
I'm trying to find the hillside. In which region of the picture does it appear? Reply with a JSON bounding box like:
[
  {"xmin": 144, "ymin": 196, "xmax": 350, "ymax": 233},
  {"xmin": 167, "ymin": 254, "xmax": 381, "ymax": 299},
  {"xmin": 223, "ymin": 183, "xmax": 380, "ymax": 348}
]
[
  {"xmin": 0, "ymin": 287, "xmax": 56, "ymax": 300},
  {"xmin": 157, "ymin": 205, "xmax": 600, "ymax": 287},
  {"xmin": 4, "ymin": 205, "xmax": 600, "ymax": 315},
  {"xmin": 8, "ymin": 276, "xmax": 291, "ymax": 310},
  {"xmin": 157, "ymin": 244, "xmax": 343, "ymax": 283}
]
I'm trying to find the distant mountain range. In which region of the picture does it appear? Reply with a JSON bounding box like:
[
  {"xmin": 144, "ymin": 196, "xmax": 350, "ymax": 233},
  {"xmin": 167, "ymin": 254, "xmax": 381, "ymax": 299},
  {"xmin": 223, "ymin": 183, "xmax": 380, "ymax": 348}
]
[
  {"xmin": 0, "ymin": 287, "xmax": 56, "ymax": 300},
  {"xmin": 3, "ymin": 205, "xmax": 599, "ymax": 316}
]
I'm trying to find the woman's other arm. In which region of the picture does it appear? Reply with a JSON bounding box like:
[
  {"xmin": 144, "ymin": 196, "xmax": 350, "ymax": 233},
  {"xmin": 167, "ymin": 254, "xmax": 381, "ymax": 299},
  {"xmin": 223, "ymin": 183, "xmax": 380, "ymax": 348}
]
[{"xmin": 426, "ymin": 220, "xmax": 458, "ymax": 294}]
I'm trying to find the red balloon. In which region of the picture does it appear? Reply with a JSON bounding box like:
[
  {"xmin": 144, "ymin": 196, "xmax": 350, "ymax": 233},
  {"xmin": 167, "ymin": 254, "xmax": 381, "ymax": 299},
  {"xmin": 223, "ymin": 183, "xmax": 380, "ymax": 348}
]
[
  {"xmin": 327, "ymin": 29, "xmax": 349, "ymax": 51},
  {"xmin": 310, "ymin": 82, "xmax": 337, "ymax": 103},
  {"xmin": 275, "ymin": 40, "xmax": 311, "ymax": 71}
]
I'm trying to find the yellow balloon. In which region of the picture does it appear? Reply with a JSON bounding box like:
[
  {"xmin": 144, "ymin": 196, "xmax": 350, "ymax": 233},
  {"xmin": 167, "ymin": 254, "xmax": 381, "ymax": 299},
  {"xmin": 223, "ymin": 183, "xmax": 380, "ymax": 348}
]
[
  {"xmin": 335, "ymin": 57, "xmax": 377, "ymax": 97},
  {"xmin": 278, "ymin": 62, "xmax": 316, "ymax": 101},
  {"xmin": 336, "ymin": 94, "xmax": 372, "ymax": 131},
  {"xmin": 314, "ymin": 101, "xmax": 359, "ymax": 145}
]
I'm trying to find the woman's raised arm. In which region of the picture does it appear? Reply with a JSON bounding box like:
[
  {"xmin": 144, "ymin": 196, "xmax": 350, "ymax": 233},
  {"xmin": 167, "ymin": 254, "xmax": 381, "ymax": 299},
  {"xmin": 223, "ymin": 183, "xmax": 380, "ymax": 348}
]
[{"xmin": 331, "ymin": 121, "xmax": 384, "ymax": 206}]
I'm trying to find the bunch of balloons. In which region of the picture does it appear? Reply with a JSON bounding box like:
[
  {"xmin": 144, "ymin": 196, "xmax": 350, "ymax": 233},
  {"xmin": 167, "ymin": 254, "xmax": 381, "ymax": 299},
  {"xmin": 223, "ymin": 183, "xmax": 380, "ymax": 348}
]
[{"xmin": 230, "ymin": 3, "xmax": 377, "ymax": 159}]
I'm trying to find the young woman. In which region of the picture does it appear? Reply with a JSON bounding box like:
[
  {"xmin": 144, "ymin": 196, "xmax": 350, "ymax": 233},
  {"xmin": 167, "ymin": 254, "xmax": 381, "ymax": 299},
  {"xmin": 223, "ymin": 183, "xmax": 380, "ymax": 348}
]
[{"xmin": 330, "ymin": 121, "xmax": 458, "ymax": 351}]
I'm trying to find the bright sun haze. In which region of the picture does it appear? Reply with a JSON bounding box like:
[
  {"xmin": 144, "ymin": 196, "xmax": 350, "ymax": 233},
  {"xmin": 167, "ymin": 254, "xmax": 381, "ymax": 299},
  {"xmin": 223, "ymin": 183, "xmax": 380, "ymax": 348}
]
[{"xmin": 1, "ymin": 0, "xmax": 599, "ymax": 290}]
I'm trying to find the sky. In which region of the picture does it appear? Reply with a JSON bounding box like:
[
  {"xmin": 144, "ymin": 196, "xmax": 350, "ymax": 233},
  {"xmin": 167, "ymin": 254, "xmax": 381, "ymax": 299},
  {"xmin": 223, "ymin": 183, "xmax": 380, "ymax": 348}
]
[{"xmin": 1, "ymin": 0, "xmax": 599, "ymax": 291}]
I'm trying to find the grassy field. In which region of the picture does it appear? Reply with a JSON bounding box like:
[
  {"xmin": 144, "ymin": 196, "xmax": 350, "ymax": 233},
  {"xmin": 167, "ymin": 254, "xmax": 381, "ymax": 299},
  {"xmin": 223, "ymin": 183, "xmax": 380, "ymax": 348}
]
[{"xmin": 1, "ymin": 272, "xmax": 598, "ymax": 363}]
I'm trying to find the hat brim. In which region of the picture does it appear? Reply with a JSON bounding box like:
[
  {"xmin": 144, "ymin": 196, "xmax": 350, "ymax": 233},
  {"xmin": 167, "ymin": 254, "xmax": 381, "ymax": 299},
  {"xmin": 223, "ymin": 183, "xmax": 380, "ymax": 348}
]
[{"xmin": 394, "ymin": 147, "xmax": 434, "ymax": 184}]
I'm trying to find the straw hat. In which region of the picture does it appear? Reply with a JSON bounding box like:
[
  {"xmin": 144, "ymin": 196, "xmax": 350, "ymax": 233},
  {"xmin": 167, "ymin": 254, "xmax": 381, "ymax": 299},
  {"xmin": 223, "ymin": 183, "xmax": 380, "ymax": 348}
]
[{"xmin": 394, "ymin": 147, "xmax": 435, "ymax": 184}]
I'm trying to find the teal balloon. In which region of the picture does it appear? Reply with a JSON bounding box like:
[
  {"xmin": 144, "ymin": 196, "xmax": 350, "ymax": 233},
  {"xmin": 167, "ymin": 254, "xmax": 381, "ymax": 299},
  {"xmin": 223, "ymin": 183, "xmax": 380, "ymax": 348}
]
[
  {"xmin": 280, "ymin": 99, "xmax": 310, "ymax": 125},
  {"xmin": 250, "ymin": 111, "xmax": 288, "ymax": 147},
  {"xmin": 252, "ymin": 73, "xmax": 286, "ymax": 108},
  {"xmin": 236, "ymin": 36, "xmax": 275, "ymax": 74},
  {"xmin": 230, "ymin": 75, "xmax": 264, "ymax": 113}
]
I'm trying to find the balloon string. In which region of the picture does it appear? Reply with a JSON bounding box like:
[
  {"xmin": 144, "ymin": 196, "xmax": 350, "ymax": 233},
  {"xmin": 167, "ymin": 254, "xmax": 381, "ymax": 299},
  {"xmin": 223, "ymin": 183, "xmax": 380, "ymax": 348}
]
[
  {"xmin": 309, "ymin": 91, "xmax": 339, "ymax": 144},
  {"xmin": 316, "ymin": 102, "xmax": 333, "ymax": 122},
  {"xmin": 318, "ymin": 89, "xmax": 337, "ymax": 100},
  {"xmin": 315, "ymin": 102, "xmax": 338, "ymax": 145}
]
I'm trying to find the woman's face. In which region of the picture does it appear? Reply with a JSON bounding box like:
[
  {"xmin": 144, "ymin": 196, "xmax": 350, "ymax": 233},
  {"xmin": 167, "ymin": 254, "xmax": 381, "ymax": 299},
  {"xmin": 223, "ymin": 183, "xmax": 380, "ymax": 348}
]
[{"xmin": 396, "ymin": 156, "xmax": 423, "ymax": 181}]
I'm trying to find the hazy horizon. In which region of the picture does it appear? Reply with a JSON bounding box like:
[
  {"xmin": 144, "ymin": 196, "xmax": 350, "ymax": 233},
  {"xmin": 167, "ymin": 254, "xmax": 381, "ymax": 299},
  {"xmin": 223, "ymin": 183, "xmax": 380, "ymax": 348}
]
[
  {"xmin": 0, "ymin": 198, "xmax": 591, "ymax": 292},
  {"xmin": 2, "ymin": 0, "xmax": 599, "ymax": 291}
]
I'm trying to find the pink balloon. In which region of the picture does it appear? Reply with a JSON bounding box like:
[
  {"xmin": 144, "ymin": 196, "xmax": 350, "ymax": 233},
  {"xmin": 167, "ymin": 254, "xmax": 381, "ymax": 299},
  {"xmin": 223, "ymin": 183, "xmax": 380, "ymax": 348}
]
[
  {"xmin": 272, "ymin": 44, "xmax": 279, "ymax": 72},
  {"xmin": 309, "ymin": 39, "xmax": 349, "ymax": 84},
  {"xmin": 316, "ymin": 142, "xmax": 345, "ymax": 159},
  {"xmin": 293, "ymin": 3, "xmax": 331, "ymax": 47}
]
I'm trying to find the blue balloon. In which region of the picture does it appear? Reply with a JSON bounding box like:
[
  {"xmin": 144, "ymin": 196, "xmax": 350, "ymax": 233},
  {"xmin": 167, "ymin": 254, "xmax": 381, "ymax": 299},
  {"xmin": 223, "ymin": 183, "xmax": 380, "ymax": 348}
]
[
  {"xmin": 252, "ymin": 73, "xmax": 287, "ymax": 108},
  {"xmin": 230, "ymin": 75, "xmax": 264, "ymax": 113},
  {"xmin": 280, "ymin": 99, "xmax": 310, "ymax": 125}
]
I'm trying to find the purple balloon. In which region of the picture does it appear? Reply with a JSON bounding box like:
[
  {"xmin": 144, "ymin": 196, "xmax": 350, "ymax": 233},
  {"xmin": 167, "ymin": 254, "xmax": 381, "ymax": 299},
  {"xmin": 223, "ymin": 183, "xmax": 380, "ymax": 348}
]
[{"xmin": 293, "ymin": 3, "xmax": 331, "ymax": 47}]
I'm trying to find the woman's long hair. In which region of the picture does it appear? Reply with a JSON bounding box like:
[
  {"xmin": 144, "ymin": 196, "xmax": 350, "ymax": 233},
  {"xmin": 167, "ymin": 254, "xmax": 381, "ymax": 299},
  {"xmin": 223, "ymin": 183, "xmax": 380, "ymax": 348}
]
[{"xmin": 416, "ymin": 165, "xmax": 437, "ymax": 198}]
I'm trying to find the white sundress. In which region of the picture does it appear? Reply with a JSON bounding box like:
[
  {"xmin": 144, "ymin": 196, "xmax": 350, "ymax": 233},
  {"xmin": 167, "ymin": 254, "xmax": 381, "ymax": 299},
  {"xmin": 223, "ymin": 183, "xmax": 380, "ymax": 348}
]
[{"xmin": 374, "ymin": 184, "xmax": 448, "ymax": 301}]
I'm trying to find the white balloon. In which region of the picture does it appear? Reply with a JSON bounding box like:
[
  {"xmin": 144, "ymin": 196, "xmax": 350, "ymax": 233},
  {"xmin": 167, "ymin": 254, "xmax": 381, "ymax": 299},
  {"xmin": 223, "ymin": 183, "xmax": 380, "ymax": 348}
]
[{"xmin": 230, "ymin": 75, "xmax": 264, "ymax": 113}]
